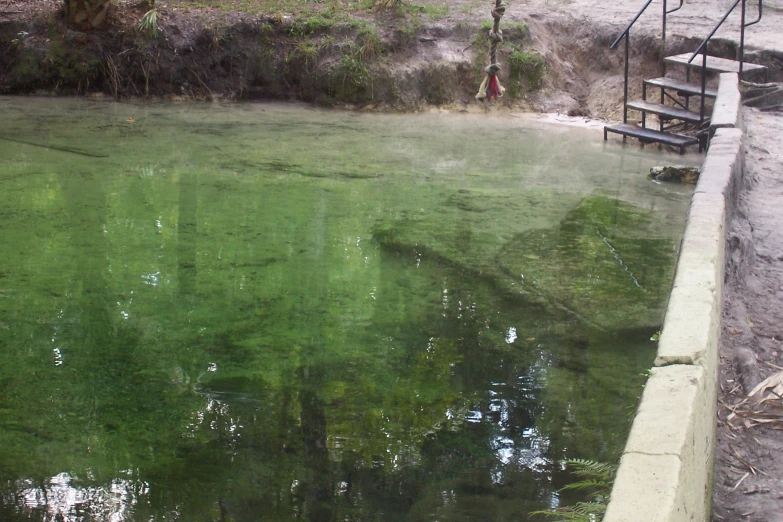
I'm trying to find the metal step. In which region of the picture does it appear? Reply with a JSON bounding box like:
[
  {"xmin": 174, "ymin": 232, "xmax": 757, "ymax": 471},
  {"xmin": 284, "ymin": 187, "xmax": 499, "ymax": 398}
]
[
  {"xmin": 664, "ymin": 53, "xmax": 767, "ymax": 76},
  {"xmin": 626, "ymin": 100, "xmax": 704, "ymax": 124},
  {"xmin": 604, "ymin": 123, "xmax": 699, "ymax": 153},
  {"xmin": 644, "ymin": 77, "xmax": 718, "ymax": 98}
]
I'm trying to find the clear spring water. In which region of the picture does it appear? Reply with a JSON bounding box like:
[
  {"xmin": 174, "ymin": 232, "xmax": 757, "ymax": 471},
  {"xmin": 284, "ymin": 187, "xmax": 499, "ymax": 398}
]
[{"xmin": 0, "ymin": 97, "xmax": 698, "ymax": 521}]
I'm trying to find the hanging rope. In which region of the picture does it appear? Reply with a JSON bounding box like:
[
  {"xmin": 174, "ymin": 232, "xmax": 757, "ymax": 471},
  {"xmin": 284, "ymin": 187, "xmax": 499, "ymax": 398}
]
[{"xmin": 475, "ymin": 0, "xmax": 506, "ymax": 101}]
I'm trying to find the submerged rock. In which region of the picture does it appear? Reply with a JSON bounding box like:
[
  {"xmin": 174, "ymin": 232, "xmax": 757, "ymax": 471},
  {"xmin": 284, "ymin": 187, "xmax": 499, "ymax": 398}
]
[{"xmin": 649, "ymin": 165, "xmax": 701, "ymax": 184}]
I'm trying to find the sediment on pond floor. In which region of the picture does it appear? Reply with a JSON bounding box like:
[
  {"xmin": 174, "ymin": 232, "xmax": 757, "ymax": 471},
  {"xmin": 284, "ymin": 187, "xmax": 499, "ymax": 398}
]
[{"xmin": 4, "ymin": 1, "xmax": 779, "ymax": 117}]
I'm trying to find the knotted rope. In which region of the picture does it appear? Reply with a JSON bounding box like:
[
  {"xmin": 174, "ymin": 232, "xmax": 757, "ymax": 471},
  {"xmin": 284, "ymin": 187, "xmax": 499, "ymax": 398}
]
[{"xmin": 475, "ymin": 0, "xmax": 506, "ymax": 101}]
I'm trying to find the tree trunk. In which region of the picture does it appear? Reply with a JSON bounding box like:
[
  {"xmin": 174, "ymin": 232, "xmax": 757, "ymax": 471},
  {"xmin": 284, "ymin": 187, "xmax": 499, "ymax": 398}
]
[{"xmin": 64, "ymin": 0, "xmax": 112, "ymax": 29}]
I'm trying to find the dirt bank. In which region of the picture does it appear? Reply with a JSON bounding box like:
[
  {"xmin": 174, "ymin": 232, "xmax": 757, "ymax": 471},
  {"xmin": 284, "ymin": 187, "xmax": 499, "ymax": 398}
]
[
  {"xmin": 2, "ymin": 0, "xmax": 779, "ymax": 118},
  {"xmin": 712, "ymin": 108, "xmax": 783, "ymax": 521}
]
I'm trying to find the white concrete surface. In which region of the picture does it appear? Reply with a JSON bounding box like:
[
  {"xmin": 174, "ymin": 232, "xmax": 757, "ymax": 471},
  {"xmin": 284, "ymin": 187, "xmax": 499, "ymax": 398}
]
[{"xmin": 605, "ymin": 85, "xmax": 744, "ymax": 521}]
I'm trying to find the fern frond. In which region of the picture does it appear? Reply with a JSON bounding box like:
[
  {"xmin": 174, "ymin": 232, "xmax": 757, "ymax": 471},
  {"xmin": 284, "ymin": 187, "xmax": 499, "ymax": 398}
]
[
  {"xmin": 559, "ymin": 479, "xmax": 610, "ymax": 492},
  {"xmin": 565, "ymin": 459, "xmax": 617, "ymax": 481},
  {"xmin": 529, "ymin": 501, "xmax": 605, "ymax": 521},
  {"xmin": 565, "ymin": 459, "xmax": 617, "ymax": 482},
  {"xmin": 569, "ymin": 501, "xmax": 607, "ymax": 515},
  {"xmin": 529, "ymin": 460, "xmax": 617, "ymax": 521},
  {"xmin": 528, "ymin": 509, "xmax": 571, "ymax": 519}
]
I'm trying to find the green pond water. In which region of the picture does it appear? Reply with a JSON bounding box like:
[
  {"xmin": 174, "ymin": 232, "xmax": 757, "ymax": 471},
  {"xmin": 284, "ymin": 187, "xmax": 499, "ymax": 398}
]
[{"xmin": 0, "ymin": 97, "xmax": 698, "ymax": 521}]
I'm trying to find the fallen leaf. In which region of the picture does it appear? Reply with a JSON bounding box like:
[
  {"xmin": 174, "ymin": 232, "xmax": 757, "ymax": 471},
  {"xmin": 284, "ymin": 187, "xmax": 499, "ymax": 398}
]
[{"xmin": 748, "ymin": 370, "xmax": 783, "ymax": 398}]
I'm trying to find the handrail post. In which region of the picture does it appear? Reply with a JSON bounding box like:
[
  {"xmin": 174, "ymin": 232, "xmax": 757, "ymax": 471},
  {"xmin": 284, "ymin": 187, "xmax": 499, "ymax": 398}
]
[
  {"xmin": 624, "ymin": 32, "xmax": 630, "ymax": 124},
  {"xmin": 739, "ymin": 0, "xmax": 746, "ymax": 77},
  {"xmin": 662, "ymin": 0, "xmax": 667, "ymax": 76},
  {"xmin": 700, "ymin": 49, "xmax": 707, "ymax": 124}
]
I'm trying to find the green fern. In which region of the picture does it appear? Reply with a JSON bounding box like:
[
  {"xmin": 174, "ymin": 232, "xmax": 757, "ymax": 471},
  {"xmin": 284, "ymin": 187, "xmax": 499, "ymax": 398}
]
[
  {"xmin": 560, "ymin": 480, "xmax": 609, "ymax": 493},
  {"xmin": 531, "ymin": 501, "xmax": 607, "ymax": 521},
  {"xmin": 566, "ymin": 459, "xmax": 616, "ymax": 489},
  {"xmin": 529, "ymin": 459, "xmax": 617, "ymax": 522}
]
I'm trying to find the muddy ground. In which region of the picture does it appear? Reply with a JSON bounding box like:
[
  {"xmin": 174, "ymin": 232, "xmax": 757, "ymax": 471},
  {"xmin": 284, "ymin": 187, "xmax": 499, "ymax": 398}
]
[
  {"xmin": 2, "ymin": 0, "xmax": 783, "ymax": 521},
  {"xmin": 712, "ymin": 109, "xmax": 783, "ymax": 522}
]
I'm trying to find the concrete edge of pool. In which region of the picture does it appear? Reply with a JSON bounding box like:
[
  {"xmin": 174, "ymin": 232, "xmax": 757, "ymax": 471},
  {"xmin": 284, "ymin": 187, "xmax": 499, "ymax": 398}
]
[{"xmin": 603, "ymin": 73, "xmax": 744, "ymax": 522}]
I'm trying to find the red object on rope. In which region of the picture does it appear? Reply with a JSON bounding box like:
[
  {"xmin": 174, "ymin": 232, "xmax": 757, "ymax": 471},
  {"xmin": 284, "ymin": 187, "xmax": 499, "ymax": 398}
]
[{"xmin": 486, "ymin": 74, "xmax": 502, "ymax": 101}]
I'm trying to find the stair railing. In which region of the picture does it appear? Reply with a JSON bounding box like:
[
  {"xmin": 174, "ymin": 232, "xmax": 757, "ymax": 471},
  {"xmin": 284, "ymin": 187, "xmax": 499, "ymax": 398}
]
[
  {"xmin": 610, "ymin": 0, "xmax": 683, "ymax": 124},
  {"xmin": 688, "ymin": 0, "xmax": 763, "ymax": 123},
  {"xmin": 661, "ymin": 0, "xmax": 685, "ymax": 69}
]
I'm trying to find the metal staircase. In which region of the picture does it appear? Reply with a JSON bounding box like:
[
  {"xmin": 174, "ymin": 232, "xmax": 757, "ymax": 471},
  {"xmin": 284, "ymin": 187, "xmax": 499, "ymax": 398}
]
[{"xmin": 603, "ymin": 0, "xmax": 768, "ymax": 154}]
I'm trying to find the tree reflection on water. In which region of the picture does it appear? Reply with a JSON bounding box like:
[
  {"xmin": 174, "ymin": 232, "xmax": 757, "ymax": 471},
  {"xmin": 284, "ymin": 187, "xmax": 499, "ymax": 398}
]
[{"xmin": 0, "ymin": 98, "xmax": 693, "ymax": 521}]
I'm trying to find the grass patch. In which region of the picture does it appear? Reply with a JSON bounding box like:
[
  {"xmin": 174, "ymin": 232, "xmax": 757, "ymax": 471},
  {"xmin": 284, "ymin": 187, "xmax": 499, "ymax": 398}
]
[
  {"xmin": 289, "ymin": 12, "xmax": 335, "ymax": 36},
  {"xmin": 333, "ymin": 44, "xmax": 372, "ymax": 98},
  {"xmin": 393, "ymin": 16, "xmax": 421, "ymax": 49},
  {"xmin": 356, "ymin": 24, "xmax": 383, "ymax": 60},
  {"xmin": 506, "ymin": 48, "xmax": 546, "ymax": 96},
  {"xmin": 288, "ymin": 41, "xmax": 319, "ymax": 70},
  {"xmin": 418, "ymin": 2, "xmax": 449, "ymax": 19},
  {"xmin": 514, "ymin": 21, "xmax": 529, "ymax": 40}
]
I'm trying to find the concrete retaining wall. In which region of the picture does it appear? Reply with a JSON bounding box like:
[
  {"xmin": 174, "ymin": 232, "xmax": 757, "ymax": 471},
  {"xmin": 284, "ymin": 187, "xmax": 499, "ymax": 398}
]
[{"xmin": 604, "ymin": 73, "xmax": 743, "ymax": 522}]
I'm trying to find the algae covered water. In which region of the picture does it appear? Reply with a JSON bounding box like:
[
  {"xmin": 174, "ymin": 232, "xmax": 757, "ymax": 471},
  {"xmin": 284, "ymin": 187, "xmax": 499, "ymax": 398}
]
[{"xmin": 0, "ymin": 97, "xmax": 696, "ymax": 521}]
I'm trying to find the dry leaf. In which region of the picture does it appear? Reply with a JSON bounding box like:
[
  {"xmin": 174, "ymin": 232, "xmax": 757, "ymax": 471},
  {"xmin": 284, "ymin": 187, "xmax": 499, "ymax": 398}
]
[{"xmin": 748, "ymin": 370, "xmax": 783, "ymax": 398}]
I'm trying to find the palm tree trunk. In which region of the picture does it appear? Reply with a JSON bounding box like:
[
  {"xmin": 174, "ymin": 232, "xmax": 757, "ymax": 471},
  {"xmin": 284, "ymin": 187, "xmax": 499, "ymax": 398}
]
[{"xmin": 64, "ymin": 0, "xmax": 112, "ymax": 29}]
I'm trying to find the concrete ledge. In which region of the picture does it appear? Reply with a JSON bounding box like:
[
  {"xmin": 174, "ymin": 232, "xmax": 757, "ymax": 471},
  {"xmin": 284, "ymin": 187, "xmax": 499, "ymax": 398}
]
[
  {"xmin": 654, "ymin": 192, "xmax": 725, "ymax": 368},
  {"xmin": 605, "ymin": 94, "xmax": 744, "ymax": 519},
  {"xmin": 699, "ymin": 127, "xmax": 744, "ymax": 205},
  {"xmin": 710, "ymin": 73, "xmax": 743, "ymax": 136},
  {"xmin": 605, "ymin": 365, "xmax": 711, "ymax": 522}
]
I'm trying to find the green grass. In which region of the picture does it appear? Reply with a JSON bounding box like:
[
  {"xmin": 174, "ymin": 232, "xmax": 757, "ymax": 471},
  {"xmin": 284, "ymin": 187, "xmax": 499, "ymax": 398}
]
[
  {"xmin": 289, "ymin": 12, "xmax": 335, "ymax": 36},
  {"xmin": 514, "ymin": 21, "xmax": 529, "ymax": 39},
  {"xmin": 289, "ymin": 41, "xmax": 319, "ymax": 68},
  {"xmin": 418, "ymin": 2, "xmax": 450, "ymax": 19},
  {"xmin": 507, "ymin": 48, "xmax": 546, "ymax": 95},
  {"xmin": 356, "ymin": 24, "xmax": 382, "ymax": 60}
]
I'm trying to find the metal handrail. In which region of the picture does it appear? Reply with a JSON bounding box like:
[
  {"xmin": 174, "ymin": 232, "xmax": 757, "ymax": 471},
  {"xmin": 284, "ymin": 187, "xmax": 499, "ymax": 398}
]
[
  {"xmin": 610, "ymin": 0, "xmax": 681, "ymax": 124},
  {"xmin": 745, "ymin": 0, "xmax": 763, "ymax": 27},
  {"xmin": 688, "ymin": 0, "xmax": 763, "ymax": 125},
  {"xmin": 688, "ymin": 0, "xmax": 763, "ymax": 76},
  {"xmin": 610, "ymin": 0, "xmax": 655, "ymax": 49},
  {"xmin": 662, "ymin": 0, "xmax": 685, "ymax": 50}
]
